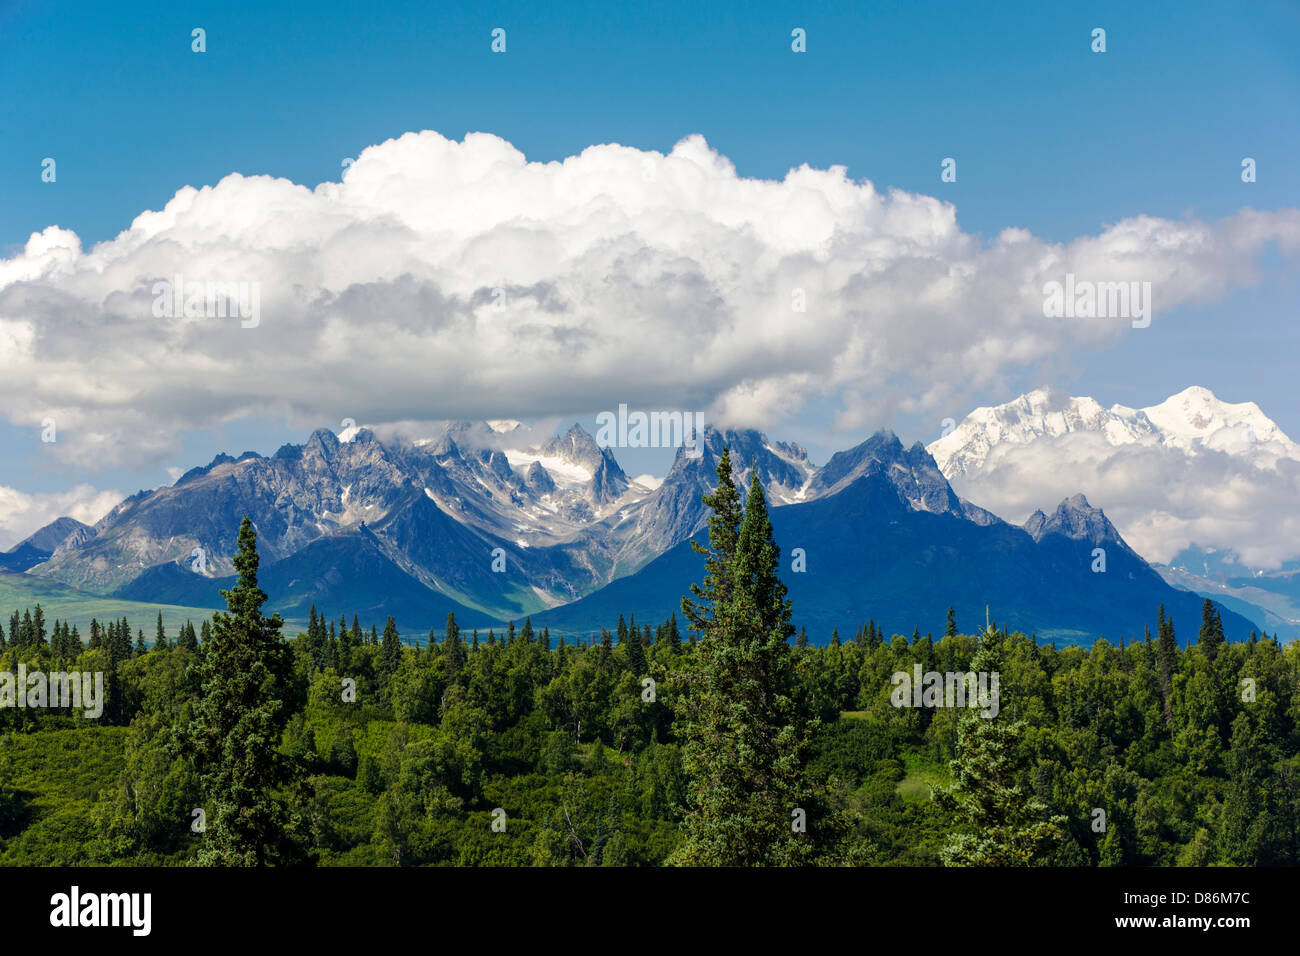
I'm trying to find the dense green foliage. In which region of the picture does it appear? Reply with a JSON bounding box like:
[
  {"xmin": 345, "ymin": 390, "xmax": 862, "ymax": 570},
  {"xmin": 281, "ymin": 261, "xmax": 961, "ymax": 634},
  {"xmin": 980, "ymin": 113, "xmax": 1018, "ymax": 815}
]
[
  {"xmin": 2, "ymin": 592, "xmax": 1296, "ymax": 865},
  {"xmin": 0, "ymin": 473, "xmax": 1297, "ymax": 866},
  {"xmin": 932, "ymin": 630, "xmax": 1067, "ymax": 865}
]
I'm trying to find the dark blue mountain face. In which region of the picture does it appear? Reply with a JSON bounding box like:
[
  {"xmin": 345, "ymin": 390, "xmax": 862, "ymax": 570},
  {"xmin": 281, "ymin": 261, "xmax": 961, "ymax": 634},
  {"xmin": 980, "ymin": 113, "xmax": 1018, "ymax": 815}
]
[
  {"xmin": 0, "ymin": 542, "xmax": 52, "ymax": 573},
  {"xmin": 0, "ymin": 516, "xmax": 95, "ymax": 571},
  {"xmin": 363, "ymin": 487, "xmax": 597, "ymax": 616},
  {"xmin": 114, "ymin": 526, "xmax": 497, "ymax": 634},
  {"xmin": 530, "ymin": 472, "xmax": 1257, "ymax": 644}
]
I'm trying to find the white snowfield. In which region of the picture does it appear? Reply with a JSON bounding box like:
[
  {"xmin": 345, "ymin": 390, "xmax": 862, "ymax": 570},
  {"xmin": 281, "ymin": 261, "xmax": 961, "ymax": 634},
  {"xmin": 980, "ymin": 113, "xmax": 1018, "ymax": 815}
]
[{"xmin": 501, "ymin": 449, "xmax": 594, "ymax": 486}]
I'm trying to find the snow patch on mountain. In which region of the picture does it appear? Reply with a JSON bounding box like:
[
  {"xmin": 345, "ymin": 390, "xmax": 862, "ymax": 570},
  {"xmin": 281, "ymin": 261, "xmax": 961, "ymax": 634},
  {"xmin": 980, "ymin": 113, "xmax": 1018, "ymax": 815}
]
[{"xmin": 501, "ymin": 450, "xmax": 593, "ymax": 486}]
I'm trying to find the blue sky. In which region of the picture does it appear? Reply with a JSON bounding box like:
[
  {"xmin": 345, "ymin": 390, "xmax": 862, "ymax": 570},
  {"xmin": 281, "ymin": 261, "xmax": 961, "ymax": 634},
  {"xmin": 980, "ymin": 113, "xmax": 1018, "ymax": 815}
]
[{"xmin": 0, "ymin": 0, "xmax": 1297, "ymax": 538}]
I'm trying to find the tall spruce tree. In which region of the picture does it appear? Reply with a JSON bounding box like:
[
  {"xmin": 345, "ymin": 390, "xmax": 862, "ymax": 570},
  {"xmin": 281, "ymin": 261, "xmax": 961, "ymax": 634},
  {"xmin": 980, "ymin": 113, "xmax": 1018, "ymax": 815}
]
[
  {"xmin": 32, "ymin": 604, "xmax": 46, "ymax": 648},
  {"xmin": 179, "ymin": 517, "xmax": 312, "ymax": 866},
  {"xmin": 379, "ymin": 616, "xmax": 402, "ymax": 685},
  {"xmin": 442, "ymin": 613, "xmax": 466, "ymax": 680},
  {"xmin": 682, "ymin": 447, "xmax": 743, "ymax": 637},
  {"xmin": 625, "ymin": 627, "xmax": 647, "ymax": 676},
  {"xmin": 1156, "ymin": 605, "xmax": 1178, "ymax": 726},
  {"xmin": 336, "ymin": 614, "xmax": 353, "ymax": 672},
  {"xmin": 673, "ymin": 459, "xmax": 845, "ymax": 866},
  {"xmin": 598, "ymin": 629, "xmax": 612, "ymax": 669},
  {"xmin": 665, "ymin": 613, "xmax": 681, "ymax": 648},
  {"xmin": 1197, "ymin": 598, "xmax": 1225, "ymax": 661},
  {"xmin": 933, "ymin": 626, "xmax": 1065, "ymax": 865}
]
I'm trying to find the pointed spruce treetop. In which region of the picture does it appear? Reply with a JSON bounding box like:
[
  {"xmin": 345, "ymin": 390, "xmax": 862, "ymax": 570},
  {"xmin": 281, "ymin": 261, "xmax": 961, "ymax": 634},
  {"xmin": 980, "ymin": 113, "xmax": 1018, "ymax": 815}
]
[
  {"xmin": 729, "ymin": 468, "xmax": 793, "ymax": 645},
  {"xmin": 682, "ymin": 445, "xmax": 743, "ymax": 633}
]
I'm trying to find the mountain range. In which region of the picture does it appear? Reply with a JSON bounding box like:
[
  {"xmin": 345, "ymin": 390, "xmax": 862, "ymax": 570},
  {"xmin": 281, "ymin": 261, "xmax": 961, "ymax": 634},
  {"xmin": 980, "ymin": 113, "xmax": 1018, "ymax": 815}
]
[{"xmin": 7, "ymin": 403, "xmax": 1268, "ymax": 644}]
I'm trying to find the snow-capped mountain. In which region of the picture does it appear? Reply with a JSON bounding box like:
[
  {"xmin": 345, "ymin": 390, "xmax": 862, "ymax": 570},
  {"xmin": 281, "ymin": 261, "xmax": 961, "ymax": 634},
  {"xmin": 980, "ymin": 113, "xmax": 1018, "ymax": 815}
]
[
  {"xmin": 926, "ymin": 385, "xmax": 1300, "ymax": 637},
  {"xmin": 1154, "ymin": 549, "xmax": 1300, "ymax": 641},
  {"xmin": 613, "ymin": 427, "xmax": 816, "ymax": 567},
  {"xmin": 406, "ymin": 420, "xmax": 648, "ymax": 546},
  {"xmin": 929, "ymin": 385, "xmax": 1298, "ymax": 480}
]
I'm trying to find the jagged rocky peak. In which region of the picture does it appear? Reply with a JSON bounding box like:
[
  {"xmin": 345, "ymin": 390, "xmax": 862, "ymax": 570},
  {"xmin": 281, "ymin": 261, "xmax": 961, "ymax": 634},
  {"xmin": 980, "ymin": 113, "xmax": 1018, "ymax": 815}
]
[
  {"xmin": 174, "ymin": 449, "xmax": 245, "ymax": 487},
  {"xmin": 540, "ymin": 423, "xmax": 608, "ymax": 471},
  {"xmin": 492, "ymin": 422, "xmax": 628, "ymax": 503},
  {"xmin": 480, "ymin": 446, "xmax": 526, "ymax": 488},
  {"xmin": 809, "ymin": 430, "xmax": 903, "ymax": 489},
  {"xmin": 1023, "ymin": 508, "xmax": 1049, "ymax": 539},
  {"xmin": 272, "ymin": 441, "xmax": 302, "ymax": 461},
  {"xmin": 1025, "ymin": 493, "xmax": 1121, "ymax": 545},
  {"xmin": 674, "ymin": 425, "xmax": 812, "ymax": 492},
  {"xmin": 341, "ymin": 426, "xmax": 378, "ymax": 445},
  {"xmin": 304, "ymin": 427, "xmax": 342, "ymax": 458},
  {"xmin": 16, "ymin": 516, "xmax": 95, "ymax": 554},
  {"xmin": 805, "ymin": 429, "xmax": 962, "ymax": 515},
  {"xmin": 960, "ymin": 498, "xmax": 1001, "ymax": 527},
  {"xmin": 428, "ymin": 432, "xmax": 461, "ymax": 459},
  {"xmin": 29, "ymin": 400, "xmax": 1176, "ymax": 623},
  {"xmin": 525, "ymin": 459, "xmax": 556, "ymax": 495}
]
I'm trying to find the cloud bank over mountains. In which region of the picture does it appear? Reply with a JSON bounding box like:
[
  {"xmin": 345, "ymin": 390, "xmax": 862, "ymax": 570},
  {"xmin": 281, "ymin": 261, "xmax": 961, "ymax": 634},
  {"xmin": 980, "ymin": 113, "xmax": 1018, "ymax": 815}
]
[{"xmin": 2, "ymin": 129, "xmax": 1298, "ymax": 478}]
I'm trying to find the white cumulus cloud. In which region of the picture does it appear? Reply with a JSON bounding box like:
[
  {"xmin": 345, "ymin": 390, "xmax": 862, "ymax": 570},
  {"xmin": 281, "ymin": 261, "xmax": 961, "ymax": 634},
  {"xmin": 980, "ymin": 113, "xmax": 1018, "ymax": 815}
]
[
  {"xmin": 0, "ymin": 485, "xmax": 123, "ymax": 551},
  {"xmin": 0, "ymin": 129, "xmax": 1297, "ymax": 476}
]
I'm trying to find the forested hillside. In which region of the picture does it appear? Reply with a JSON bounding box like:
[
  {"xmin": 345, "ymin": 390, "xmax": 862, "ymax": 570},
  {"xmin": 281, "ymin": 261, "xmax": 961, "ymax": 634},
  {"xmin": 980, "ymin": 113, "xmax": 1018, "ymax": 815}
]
[
  {"xmin": 2, "ymin": 583, "xmax": 1295, "ymax": 865},
  {"xmin": 2, "ymin": 468, "xmax": 1297, "ymax": 867}
]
